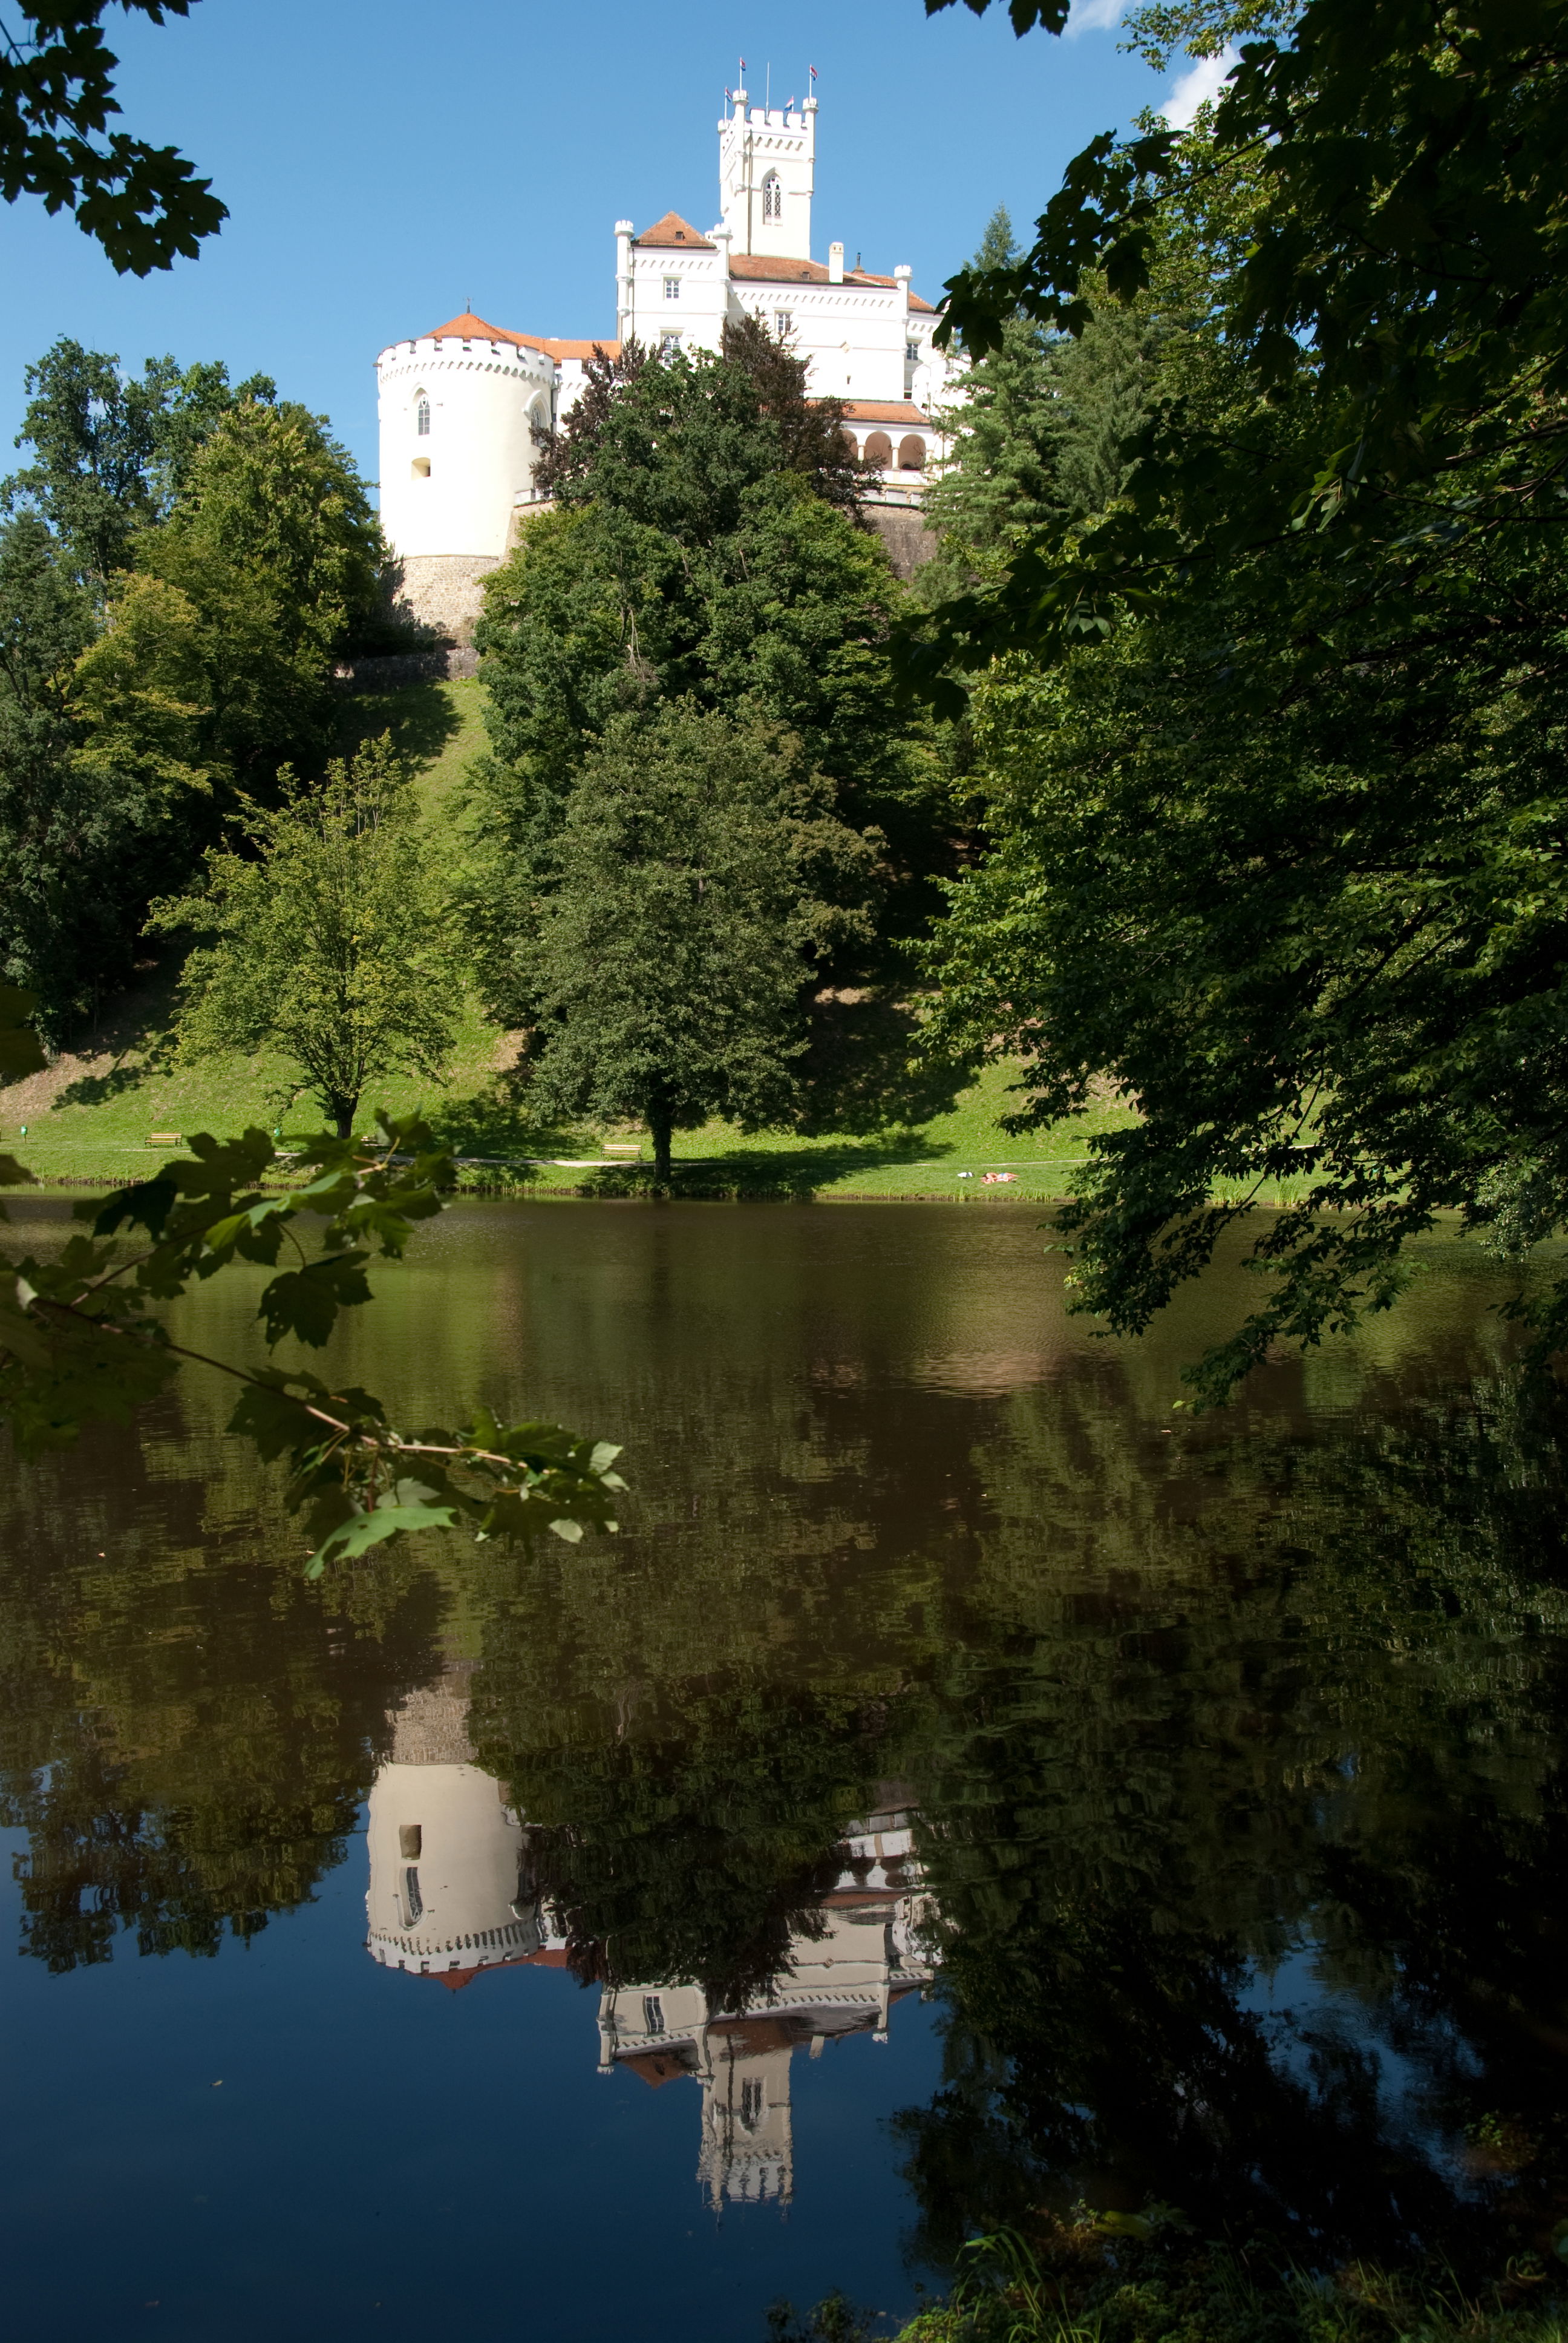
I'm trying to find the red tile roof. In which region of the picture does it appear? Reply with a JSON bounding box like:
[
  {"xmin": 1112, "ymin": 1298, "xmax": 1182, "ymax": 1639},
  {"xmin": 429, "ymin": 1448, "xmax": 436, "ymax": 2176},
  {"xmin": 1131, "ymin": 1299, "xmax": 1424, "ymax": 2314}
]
[
  {"xmin": 408, "ymin": 313, "xmax": 619, "ymax": 366},
  {"xmin": 635, "ymin": 210, "xmax": 715, "ymax": 249},
  {"xmin": 840, "ymin": 400, "xmax": 933, "ymax": 426},
  {"xmin": 728, "ymin": 254, "xmax": 937, "ymax": 312},
  {"xmin": 420, "ymin": 1946, "xmax": 572, "ymax": 1990},
  {"xmin": 422, "ymin": 309, "xmax": 532, "ymax": 347},
  {"xmin": 528, "ymin": 337, "xmax": 621, "ymax": 362}
]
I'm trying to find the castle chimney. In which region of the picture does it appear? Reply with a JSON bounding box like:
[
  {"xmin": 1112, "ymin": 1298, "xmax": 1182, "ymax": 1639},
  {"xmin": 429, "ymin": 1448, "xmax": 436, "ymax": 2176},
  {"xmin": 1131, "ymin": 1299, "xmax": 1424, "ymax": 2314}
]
[{"xmin": 829, "ymin": 240, "xmax": 844, "ymax": 284}]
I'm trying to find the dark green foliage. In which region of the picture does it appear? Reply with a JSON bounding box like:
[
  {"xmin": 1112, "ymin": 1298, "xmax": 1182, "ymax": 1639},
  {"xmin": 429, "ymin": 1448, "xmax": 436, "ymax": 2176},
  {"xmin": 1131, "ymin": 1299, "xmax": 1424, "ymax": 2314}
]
[
  {"xmin": 5, "ymin": 336, "xmax": 276, "ymax": 588},
  {"xmin": 891, "ymin": 2223, "xmax": 1568, "ymax": 2343},
  {"xmin": 474, "ymin": 334, "xmax": 964, "ymax": 1132},
  {"xmin": 512, "ymin": 704, "xmax": 874, "ymax": 1176},
  {"xmin": 906, "ymin": 5, "xmax": 1568, "ymax": 1397},
  {"xmin": 0, "ymin": 370, "xmax": 390, "ymax": 1040},
  {"xmin": 921, "ymin": 208, "xmax": 1160, "ymax": 601},
  {"xmin": 0, "ymin": 510, "xmax": 201, "ymax": 1037},
  {"xmin": 0, "ymin": 1459, "xmax": 446, "ymax": 1970},
  {"xmin": 892, "ymin": 1375, "xmax": 1568, "ymax": 2275},
  {"xmin": 0, "ymin": 3, "xmax": 226, "ymax": 274},
  {"xmin": 492, "ymin": 1686, "xmax": 878, "ymax": 2011}
]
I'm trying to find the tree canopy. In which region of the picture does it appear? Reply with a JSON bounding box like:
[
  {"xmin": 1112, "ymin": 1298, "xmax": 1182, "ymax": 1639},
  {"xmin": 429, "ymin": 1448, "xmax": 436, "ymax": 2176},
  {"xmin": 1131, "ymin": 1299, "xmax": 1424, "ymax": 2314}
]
[
  {"xmin": 0, "ymin": 2, "xmax": 224, "ymax": 273},
  {"xmin": 155, "ymin": 736, "xmax": 460, "ymax": 1140},
  {"xmin": 473, "ymin": 328, "xmax": 966, "ymax": 1141},
  {"xmin": 0, "ymin": 349, "xmax": 391, "ymax": 1035},
  {"xmin": 5, "ymin": 336, "xmax": 276, "ymax": 589},
  {"xmin": 512, "ymin": 703, "xmax": 881, "ymax": 1176},
  {"xmin": 909, "ymin": 1, "xmax": 1568, "ymax": 1397}
]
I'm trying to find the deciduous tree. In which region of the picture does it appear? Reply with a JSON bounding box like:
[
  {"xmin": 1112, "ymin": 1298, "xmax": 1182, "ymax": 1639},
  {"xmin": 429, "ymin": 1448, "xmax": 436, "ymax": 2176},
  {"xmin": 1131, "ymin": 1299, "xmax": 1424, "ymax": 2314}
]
[
  {"xmin": 517, "ymin": 704, "xmax": 879, "ymax": 1178},
  {"xmin": 155, "ymin": 736, "xmax": 460, "ymax": 1140}
]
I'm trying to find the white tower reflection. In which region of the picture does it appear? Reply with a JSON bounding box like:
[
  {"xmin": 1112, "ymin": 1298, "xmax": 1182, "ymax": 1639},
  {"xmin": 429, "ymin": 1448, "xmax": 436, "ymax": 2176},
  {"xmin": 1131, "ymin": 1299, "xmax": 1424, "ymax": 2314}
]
[{"xmin": 365, "ymin": 1665, "xmax": 568, "ymax": 1989}]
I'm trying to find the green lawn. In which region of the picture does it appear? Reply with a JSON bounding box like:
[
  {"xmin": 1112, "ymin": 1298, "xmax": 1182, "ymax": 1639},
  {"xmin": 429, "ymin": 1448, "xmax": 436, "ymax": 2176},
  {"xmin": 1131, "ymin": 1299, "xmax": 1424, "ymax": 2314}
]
[{"xmin": 0, "ymin": 674, "xmax": 1310, "ymax": 1205}]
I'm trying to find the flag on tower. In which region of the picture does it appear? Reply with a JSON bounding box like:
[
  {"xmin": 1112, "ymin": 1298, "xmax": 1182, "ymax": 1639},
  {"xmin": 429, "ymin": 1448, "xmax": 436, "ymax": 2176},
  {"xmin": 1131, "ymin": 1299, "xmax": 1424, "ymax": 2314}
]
[{"xmin": 809, "ymin": 64, "xmax": 818, "ymax": 81}]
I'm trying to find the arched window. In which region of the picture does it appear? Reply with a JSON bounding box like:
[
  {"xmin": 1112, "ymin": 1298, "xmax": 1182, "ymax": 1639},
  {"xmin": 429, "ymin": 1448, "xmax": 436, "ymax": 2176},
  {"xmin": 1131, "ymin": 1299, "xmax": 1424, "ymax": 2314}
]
[
  {"xmin": 864, "ymin": 430, "xmax": 893, "ymax": 469},
  {"xmin": 762, "ymin": 171, "xmax": 782, "ymax": 222},
  {"xmin": 415, "ymin": 393, "xmax": 430, "ymax": 436},
  {"xmin": 897, "ymin": 433, "xmax": 927, "ymax": 472}
]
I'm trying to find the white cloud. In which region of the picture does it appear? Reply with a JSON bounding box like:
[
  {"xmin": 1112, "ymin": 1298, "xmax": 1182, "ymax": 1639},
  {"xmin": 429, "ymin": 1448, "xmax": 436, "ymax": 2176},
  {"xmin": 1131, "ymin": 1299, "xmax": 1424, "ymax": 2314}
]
[
  {"xmin": 1065, "ymin": 0, "xmax": 1125, "ymax": 34},
  {"xmin": 1163, "ymin": 43, "xmax": 1238, "ymax": 127}
]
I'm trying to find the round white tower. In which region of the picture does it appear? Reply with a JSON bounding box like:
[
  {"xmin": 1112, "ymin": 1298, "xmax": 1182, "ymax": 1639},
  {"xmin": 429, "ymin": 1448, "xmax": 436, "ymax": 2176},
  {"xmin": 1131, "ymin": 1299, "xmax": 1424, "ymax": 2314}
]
[{"xmin": 376, "ymin": 308, "xmax": 557, "ymax": 643}]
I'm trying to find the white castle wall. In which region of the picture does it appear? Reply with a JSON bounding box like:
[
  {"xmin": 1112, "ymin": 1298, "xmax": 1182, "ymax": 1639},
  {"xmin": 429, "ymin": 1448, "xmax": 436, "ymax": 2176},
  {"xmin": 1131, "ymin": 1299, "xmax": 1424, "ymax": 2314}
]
[{"xmin": 376, "ymin": 330, "xmax": 555, "ymax": 638}]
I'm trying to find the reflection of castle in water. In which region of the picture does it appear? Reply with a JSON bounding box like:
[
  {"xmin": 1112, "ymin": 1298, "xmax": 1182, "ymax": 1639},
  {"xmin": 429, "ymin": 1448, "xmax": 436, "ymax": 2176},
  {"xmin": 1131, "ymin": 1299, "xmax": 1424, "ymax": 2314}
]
[
  {"xmin": 599, "ymin": 1802, "xmax": 935, "ymax": 2208},
  {"xmin": 365, "ymin": 1673, "xmax": 938, "ymax": 2204}
]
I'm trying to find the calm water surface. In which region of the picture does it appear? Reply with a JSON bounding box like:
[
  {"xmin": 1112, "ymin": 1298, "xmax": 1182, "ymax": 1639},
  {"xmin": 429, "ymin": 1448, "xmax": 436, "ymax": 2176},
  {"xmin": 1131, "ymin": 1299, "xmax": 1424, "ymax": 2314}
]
[{"xmin": 5, "ymin": 1201, "xmax": 1568, "ymax": 2340}]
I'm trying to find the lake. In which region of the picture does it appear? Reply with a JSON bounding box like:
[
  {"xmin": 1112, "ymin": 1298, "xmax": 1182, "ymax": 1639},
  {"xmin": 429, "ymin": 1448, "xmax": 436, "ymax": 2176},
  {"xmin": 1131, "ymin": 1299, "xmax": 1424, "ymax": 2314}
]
[{"xmin": 4, "ymin": 1199, "xmax": 1568, "ymax": 2340}]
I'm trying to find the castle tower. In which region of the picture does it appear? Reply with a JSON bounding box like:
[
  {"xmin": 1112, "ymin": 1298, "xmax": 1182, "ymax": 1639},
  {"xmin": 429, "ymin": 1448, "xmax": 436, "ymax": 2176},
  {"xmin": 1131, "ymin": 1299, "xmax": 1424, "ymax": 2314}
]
[
  {"xmin": 375, "ymin": 312, "xmax": 557, "ymax": 642},
  {"xmin": 719, "ymin": 88, "xmax": 816, "ymax": 259}
]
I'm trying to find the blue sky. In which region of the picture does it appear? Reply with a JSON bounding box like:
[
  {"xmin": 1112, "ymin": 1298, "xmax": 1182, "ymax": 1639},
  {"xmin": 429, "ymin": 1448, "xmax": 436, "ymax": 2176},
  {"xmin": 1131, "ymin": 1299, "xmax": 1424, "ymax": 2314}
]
[{"xmin": 0, "ymin": 0, "xmax": 1214, "ymax": 503}]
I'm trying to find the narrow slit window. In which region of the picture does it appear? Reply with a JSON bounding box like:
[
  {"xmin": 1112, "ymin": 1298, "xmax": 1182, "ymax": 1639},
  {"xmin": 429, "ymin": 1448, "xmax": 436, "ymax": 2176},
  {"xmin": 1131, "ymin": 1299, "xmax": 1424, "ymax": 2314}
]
[
  {"xmin": 762, "ymin": 172, "xmax": 782, "ymax": 221},
  {"xmin": 642, "ymin": 1994, "xmax": 665, "ymax": 2034},
  {"xmin": 740, "ymin": 2077, "xmax": 765, "ymax": 2130},
  {"xmin": 416, "ymin": 395, "xmax": 430, "ymax": 435},
  {"xmin": 403, "ymin": 1867, "xmax": 423, "ymax": 1922},
  {"xmin": 664, "ymin": 275, "xmax": 680, "ymax": 301}
]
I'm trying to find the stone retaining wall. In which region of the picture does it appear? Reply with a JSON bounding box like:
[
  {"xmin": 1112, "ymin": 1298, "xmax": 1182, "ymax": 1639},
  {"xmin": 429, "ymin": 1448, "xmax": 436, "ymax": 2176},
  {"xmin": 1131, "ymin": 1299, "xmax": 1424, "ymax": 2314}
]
[{"xmin": 335, "ymin": 645, "xmax": 480, "ymax": 692}]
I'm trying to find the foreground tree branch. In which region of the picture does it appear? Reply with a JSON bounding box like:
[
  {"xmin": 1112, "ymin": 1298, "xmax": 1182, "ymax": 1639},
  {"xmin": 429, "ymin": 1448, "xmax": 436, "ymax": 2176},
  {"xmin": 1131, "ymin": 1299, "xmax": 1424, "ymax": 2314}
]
[{"xmin": 0, "ymin": 988, "xmax": 623, "ymax": 1573}]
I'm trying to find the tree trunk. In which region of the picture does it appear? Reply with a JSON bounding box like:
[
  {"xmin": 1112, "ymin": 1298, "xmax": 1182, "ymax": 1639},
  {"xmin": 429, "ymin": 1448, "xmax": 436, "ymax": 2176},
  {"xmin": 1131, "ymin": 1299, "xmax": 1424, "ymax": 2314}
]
[
  {"xmin": 332, "ymin": 1099, "xmax": 356, "ymax": 1142},
  {"xmin": 648, "ymin": 1104, "xmax": 673, "ymax": 1183}
]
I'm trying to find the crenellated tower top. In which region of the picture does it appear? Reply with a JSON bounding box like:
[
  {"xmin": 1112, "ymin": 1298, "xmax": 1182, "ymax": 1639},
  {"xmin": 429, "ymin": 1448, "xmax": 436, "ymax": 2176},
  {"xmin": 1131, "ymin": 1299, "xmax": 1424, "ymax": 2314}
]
[{"xmin": 717, "ymin": 87, "xmax": 816, "ymax": 260}]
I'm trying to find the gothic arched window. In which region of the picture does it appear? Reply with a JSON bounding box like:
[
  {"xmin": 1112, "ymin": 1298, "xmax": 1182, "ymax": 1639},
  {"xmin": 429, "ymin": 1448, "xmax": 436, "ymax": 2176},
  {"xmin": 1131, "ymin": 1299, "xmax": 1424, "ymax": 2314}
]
[
  {"xmin": 415, "ymin": 394, "xmax": 430, "ymax": 436},
  {"xmin": 762, "ymin": 171, "xmax": 782, "ymax": 221}
]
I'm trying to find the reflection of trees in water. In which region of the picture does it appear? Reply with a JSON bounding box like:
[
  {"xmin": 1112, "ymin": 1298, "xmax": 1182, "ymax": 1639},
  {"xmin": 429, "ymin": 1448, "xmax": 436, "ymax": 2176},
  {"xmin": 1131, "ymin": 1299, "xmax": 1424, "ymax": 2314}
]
[
  {"xmin": 895, "ymin": 1375, "xmax": 1568, "ymax": 2275},
  {"xmin": 8, "ymin": 1279, "xmax": 1568, "ymax": 2281},
  {"xmin": 0, "ymin": 1414, "xmax": 446, "ymax": 1971}
]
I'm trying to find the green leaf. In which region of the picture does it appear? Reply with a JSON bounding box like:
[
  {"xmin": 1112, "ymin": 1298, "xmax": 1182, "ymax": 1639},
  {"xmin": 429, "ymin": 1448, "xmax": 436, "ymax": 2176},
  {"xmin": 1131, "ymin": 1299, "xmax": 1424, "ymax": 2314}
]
[
  {"xmin": 94, "ymin": 1178, "xmax": 179, "ymax": 1241},
  {"xmin": 258, "ymin": 1252, "xmax": 372, "ymax": 1348},
  {"xmin": 305, "ymin": 1501, "xmax": 460, "ymax": 1576}
]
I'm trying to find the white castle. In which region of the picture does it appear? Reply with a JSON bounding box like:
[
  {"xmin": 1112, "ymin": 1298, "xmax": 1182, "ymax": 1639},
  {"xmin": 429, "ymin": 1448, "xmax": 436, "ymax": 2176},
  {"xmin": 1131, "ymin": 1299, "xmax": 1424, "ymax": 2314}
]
[{"xmin": 376, "ymin": 83, "xmax": 961, "ymax": 640}]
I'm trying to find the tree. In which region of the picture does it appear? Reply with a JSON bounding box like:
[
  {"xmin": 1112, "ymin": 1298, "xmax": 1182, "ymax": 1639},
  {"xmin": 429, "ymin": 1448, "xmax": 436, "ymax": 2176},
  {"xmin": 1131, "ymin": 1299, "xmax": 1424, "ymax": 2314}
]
[
  {"xmin": 474, "ymin": 335, "xmax": 962, "ymax": 1131},
  {"xmin": 131, "ymin": 395, "xmax": 389, "ymax": 794},
  {"xmin": 906, "ymin": 2, "xmax": 1568, "ymax": 1396},
  {"xmin": 0, "ymin": 509, "xmax": 207, "ymax": 1036},
  {"xmin": 4, "ymin": 336, "xmax": 277, "ymax": 590},
  {"xmin": 517, "ymin": 704, "xmax": 879, "ymax": 1178},
  {"xmin": 155, "ymin": 736, "xmax": 462, "ymax": 1140},
  {"xmin": 0, "ymin": 2, "xmax": 225, "ymax": 274},
  {"xmin": 920, "ymin": 208, "xmax": 1161, "ymax": 600}
]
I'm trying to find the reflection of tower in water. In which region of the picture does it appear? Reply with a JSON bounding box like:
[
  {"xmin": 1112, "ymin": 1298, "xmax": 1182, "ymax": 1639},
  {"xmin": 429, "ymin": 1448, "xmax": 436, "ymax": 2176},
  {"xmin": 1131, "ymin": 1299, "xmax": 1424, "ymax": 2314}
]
[
  {"xmin": 364, "ymin": 1666, "xmax": 567, "ymax": 1987},
  {"xmin": 595, "ymin": 1793, "xmax": 938, "ymax": 2210},
  {"xmin": 365, "ymin": 1705, "xmax": 936, "ymax": 2206}
]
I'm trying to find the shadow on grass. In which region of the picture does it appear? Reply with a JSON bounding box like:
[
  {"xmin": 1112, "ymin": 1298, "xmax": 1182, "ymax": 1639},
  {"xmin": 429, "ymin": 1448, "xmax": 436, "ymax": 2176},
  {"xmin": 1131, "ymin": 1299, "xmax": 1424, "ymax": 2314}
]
[
  {"xmin": 425, "ymin": 1089, "xmax": 589, "ymax": 1160},
  {"xmin": 338, "ymin": 680, "xmax": 465, "ymax": 769},
  {"xmin": 581, "ymin": 1133, "xmax": 953, "ymax": 1199},
  {"xmin": 47, "ymin": 954, "xmax": 183, "ymax": 1112}
]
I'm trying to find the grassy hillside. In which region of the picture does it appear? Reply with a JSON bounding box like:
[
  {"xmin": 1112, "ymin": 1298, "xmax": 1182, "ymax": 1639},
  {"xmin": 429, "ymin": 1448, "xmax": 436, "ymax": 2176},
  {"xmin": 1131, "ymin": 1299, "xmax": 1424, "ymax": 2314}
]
[{"xmin": 0, "ymin": 673, "xmax": 1167, "ymax": 1201}]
